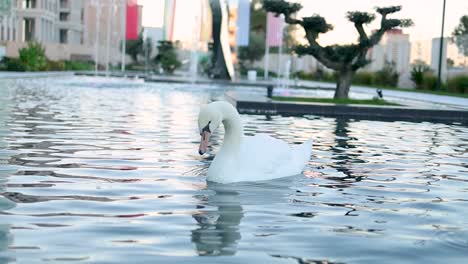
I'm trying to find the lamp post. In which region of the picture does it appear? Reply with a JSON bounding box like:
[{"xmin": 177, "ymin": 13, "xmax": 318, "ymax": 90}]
[
  {"xmin": 121, "ymin": 0, "xmax": 126, "ymax": 73},
  {"xmin": 94, "ymin": 0, "xmax": 100, "ymax": 75},
  {"xmin": 436, "ymin": 0, "xmax": 447, "ymax": 90}
]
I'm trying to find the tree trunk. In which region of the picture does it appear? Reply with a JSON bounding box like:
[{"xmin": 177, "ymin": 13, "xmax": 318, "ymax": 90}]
[{"xmin": 334, "ymin": 70, "xmax": 354, "ymax": 99}]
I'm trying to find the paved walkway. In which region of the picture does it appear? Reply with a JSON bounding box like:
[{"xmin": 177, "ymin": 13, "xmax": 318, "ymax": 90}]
[
  {"xmin": 3, "ymin": 71, "xmax": 468, "ymax": 110},
  {"xmin": 0, "ymin": 71, "xmax": 74, "ymax": 79},
  {"xmin": 295, "ymin": 80, "xmax": 468, "ymax": 110}
]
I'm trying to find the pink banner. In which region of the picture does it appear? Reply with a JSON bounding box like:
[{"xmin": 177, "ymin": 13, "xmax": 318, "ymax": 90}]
[
  {"xmin": 267, "ymin": 12, "xmax": 283, "ymax": 47},
  {"xmin": 126, "ymin": 0, "xmax": 138, "ymax": 40}
]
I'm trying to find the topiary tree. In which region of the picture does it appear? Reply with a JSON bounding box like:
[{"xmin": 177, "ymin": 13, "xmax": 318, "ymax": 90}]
[
  {"xmin": 262, "ymin": 0, "xmax": 413, "ymax": 99},
  {"xmin": 153, "ymin": 41, "xmax": 181, "ymax": 74}
]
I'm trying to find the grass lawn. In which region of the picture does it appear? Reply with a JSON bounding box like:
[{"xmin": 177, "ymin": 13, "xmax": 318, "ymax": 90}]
[
  {"xmin": 374, "ymin": 86, "xmax": 468, "ymax": 99},
  {"xmin": 301, "ymin": 79, "xmax": 468, "ymax": 99},
  {"xmin": 272, "ymin": 96, "xmax": 401, "ymax": 106}
]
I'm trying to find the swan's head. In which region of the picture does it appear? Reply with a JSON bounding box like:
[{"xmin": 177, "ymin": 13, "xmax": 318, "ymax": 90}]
[{"xmin": 198, "ymin": 104, "xmax": 222, "ymax": 155}]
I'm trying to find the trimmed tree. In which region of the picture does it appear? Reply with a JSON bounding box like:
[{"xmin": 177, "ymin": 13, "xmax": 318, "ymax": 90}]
[{"xmin": 262, "ymin": 0, "xmax": 413, "ymax": 99}]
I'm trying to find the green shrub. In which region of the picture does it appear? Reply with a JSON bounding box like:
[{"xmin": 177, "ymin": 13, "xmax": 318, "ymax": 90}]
[
  {"xmin": 19, "ymin": 42, "xmax": 48, "ymax": 71},
  {"xmin": 447, "ymin": 75, "xmax": 468, "ymax": 93},
  {"xmin": 292, "ymin": 70, "xmax": 336, "ymax": 82},
  {"xmin": 2, "ymin": 57, "xmax": 26, "ymax": 71},
  {"xmin": 422, "ymin": 73, "xmax": 438, "ymax": 90},
  {"xmin": 64, "ymin": 60, "xmax": 94, "ymax": 71},
  {"xmin": 46, "ymin": 60, "xmax": 65, "ymax": 71},
  {"xmin": 374, "ymin": 62, "xmax": 399, "ymax": 87},
  {"xmin": 411, "ymin": 62, "xmax": 431, "ymax": 89},
  {"xmin": 353, "ymin": 71, "xmax": 374, "ymax": 85}
]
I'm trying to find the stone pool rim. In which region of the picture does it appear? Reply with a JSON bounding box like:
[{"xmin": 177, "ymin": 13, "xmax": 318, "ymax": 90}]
[{"xmin": 226, "ymin": 91, "xmax": 468, "ymax": 124}]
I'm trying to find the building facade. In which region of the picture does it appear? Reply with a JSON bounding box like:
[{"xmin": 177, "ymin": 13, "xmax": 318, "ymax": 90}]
[
  {"xmin": 366, "ymin": 29, "xmax": 411, "ymax": 75},
  {"xmin": 1, "ymin": 0, "xmax": 142, "ymax": 65}
]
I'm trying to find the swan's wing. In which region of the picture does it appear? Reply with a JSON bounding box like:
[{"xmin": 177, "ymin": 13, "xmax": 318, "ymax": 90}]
[{"xmin": 238, "ymin": 134, "xmax": 312, "ymax": 181}]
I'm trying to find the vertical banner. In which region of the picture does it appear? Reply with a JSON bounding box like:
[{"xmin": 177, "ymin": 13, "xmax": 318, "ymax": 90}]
[
  {"xmin": 199, "ymin": 0, "xmax": 212, "ymax": 42},
  {"xmin": 266, "ymin": 12, "xmax": 283, "ymax": 47},
  {"xmin": 126, "ymin": 0, "xmax": 138, "ymax": 40},
  {"xmin": 236, "ymin": 0, "xmax": 250, "ymax": 46},
  {"xmin": 163, "ymin": 0, "xmax": 177, "ymax": 41}
]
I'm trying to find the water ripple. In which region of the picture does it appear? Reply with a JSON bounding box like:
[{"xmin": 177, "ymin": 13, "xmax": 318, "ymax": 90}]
[{"xmin": 0, "ymin": 77, "xmax": 467, "ymax": 263}]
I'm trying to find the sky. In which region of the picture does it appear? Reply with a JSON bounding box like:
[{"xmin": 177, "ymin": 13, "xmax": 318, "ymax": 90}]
[
  {"xmin": 138, "ymin": 0, "xmax": 467, "ymax": 42},
  {"xmin": 137, "ymin": 0, "xmax": 468, "ymax": 62}
]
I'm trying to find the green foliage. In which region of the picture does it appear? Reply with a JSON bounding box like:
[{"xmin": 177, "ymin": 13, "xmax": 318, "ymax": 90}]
[
  {"xmin": 1, "ymin": 57, "xmax": 26, "ymax": 71},
  {"xmin": 262, "ymin": 0, "xmax": 302, "ymax": 17},
  {"xmin": 410, "ymin": 62, "xmax": 431, "ymax": 89},
  {"xmin": 346, "ymin": 12, "xmax": 375, "ymax": 24},
  {"xmin": 64, "ymin": 60, "xmax": 94, "ymax": 71},
  {"xmin": 374, "ymin": 62, "xmax": 399, "ymax": 87},
  {"xmin": 125, "ymin": 33, "xmax": 144, "ymax": 62},
  {"xmin": 238, "ymin": 31, "xmax": 266, "ymax": 66},
  {"xmin": 239, "ymin": 67, "xmax": 277, "ymax": 78},
  {"xmin": 19, "ymin": 42, "xmax": 47, "ymax": 71},
  {"xmin": 301, "ymin": 16, "xmax": 333, "ymax": 33},
  {"xmin": 447, "ymin": 75, "xmax": 468, "ymax": 93},
  {"xmin": 272, "ymin": 96, "xmax": 400, "ymax": 106},
  {"xmin": 251, "ymin": 0, "xmax": 267, "ymax": 32},
  {"xmin": 421, "ymin": 73, "xmax": 438, "ymax": 91},
  {"xmin": 46, "ymin": 60, "xmax": 65, "ymax": 71},
  {"xmin": 353, "ymin": 71, "xmax": 374, "ymax": 85},
  {"xmin": 376, "ymin": 6, "xmax": 402, "ymax": 15},
  {"xmin": 451, "ymin": 15, "xmax": 468, "ymax": 57},
  {"xmin": 153, "ymin": 41, "xmax": 181, "ymax": 74},
  {"xmin": 292, "ymin": 70, "xmax": 336, "ymax": 82},
  {"xmin": 199, "ymin": 55, "xmax": 212, "ymax": 76}
]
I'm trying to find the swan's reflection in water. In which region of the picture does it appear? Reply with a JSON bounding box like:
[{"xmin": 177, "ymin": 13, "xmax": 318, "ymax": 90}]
[{"xmin": 191, "ymin": 182, "xmax": 244, "ymax": 256}]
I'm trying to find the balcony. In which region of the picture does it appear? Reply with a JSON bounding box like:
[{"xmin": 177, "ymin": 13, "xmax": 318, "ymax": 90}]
[{"xmin": 59, "ymin": 12, "xmax": 70, "ymax": 22}]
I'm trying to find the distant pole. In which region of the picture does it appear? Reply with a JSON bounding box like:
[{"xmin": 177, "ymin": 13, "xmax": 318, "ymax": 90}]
[
  {"xmin": 436, "ymin": 0, "xmax": 447, "ymax": 90},
  {"xmin": 121, "ymin": 0, "xmax": 126, "ymax": 72},
  {"xmin": 94, "ymin": 0, "xmax": 101, "ymax": 74},
  {"xmin": 105, "ymin": 0, "xmax": 114, "ymax": 76},
  {"xmin": 264, "ymin": 14, "xmax": 270, "ymax": 80}
]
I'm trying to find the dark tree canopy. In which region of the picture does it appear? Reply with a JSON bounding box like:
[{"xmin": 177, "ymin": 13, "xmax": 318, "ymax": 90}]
[
  {"xmin": 262, "ymin": 0, "xmax": 413, "ymax": 98},
  {"xmin": 452, "ymin": 15, "xmax": 468, "ymax": 57}
]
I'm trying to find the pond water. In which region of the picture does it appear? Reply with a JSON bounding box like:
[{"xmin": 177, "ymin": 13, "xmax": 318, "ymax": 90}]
[{"xmin": 0, "ymin": 77, "xmax": 467, "ymax": 263}]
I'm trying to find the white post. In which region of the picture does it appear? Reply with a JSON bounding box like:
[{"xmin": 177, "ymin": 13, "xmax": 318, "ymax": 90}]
[
  {"xmin": 94, "ymin": 0, "xmax": 101, "ymax": 75},
  {"xmin": 277, "ymin": 14, "xmax": 284, "ymax": 87},
  {"xmin": 121, "ymin": 0, "xmax": 126, "ymax": 72}
]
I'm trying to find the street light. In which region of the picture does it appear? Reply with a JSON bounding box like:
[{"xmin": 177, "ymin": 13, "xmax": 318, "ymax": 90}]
[{"xmin": 436, "ymin": 0, "xmax": 447, "ymax": 90}]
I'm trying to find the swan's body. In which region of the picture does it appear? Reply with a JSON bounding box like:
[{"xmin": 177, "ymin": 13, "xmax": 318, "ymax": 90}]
[{"xmin": 198, "ymin": 101, "xmax": 312, "ymax": 184}]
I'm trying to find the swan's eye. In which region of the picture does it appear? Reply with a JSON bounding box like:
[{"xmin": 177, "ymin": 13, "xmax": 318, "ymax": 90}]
[{"xmin": 202, "ymin": 121, "xmax": 211, "ymax": 134}]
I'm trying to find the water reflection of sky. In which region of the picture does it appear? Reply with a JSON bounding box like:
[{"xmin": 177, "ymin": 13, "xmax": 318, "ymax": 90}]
[{"xmin": 0, "ymin": 77, "xmax": 467, "ymax": 263}]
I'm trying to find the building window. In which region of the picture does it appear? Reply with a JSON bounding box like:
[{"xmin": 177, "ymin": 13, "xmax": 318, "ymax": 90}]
[
  {"xmin": 22, "ymin": 18, "xmax": 35, "ymax": 41},
  {"xmin": 59, "ymin": 12, "xmax": 70, "ymax": 21},
  {"xmin": 59, "ymin": 0, "xmax": 69, "ymax": 9},
  {"xmin": 23, "ymin": 0, "xmax": 36, "ymax": 9},
  {"xmin": 59, "ymin": 29, "xmax": 68, "ymax": 43}
]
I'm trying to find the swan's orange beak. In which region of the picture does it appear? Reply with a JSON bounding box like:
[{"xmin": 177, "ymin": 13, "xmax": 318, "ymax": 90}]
[{"xmin": 199, "ymin": 131, "xmax": 211, "ymax": 155}]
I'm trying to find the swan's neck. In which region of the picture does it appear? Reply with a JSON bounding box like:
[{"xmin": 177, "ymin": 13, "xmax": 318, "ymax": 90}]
[{"xmin": 218, "ymin": 104, "xmax": 243, "ymax": 153}]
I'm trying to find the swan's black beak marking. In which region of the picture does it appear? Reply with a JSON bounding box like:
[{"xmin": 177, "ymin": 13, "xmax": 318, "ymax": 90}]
[{"xmin": 202, "ymin": 121, "xmax": 211, "ymax": 134}]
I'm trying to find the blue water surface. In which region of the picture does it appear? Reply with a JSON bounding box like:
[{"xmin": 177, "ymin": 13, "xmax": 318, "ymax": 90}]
[{"xmin": 0, "ymin": 77, "xmax": 467, "ymax": 263}]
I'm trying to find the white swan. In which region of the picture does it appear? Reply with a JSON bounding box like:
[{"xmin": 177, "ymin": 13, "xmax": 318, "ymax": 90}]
[{"xmin": 198, "ymin": 101, "xmax": 312, "ymax": 183}]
